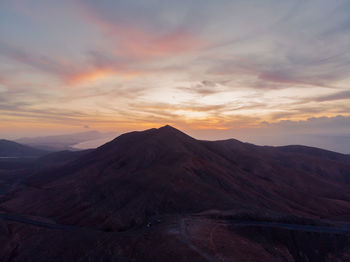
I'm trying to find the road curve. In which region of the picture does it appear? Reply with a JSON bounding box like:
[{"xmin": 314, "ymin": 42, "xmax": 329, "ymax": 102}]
[{"xmin": 1, "ymin": 212, "xmax": 350, "ymax": 236}]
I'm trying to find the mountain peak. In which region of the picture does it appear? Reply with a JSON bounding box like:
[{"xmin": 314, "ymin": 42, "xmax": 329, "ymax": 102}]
[
  {"xmin": 157, "ymin": 124, "xmax": 178, "ymax": 131},
  {"xmin": 156, "ymin": 125, "xmax": 192, "ymax": 139},
  {"xmin": 159, "ymin": 124, "xmax": 173, "ymax": 128}
]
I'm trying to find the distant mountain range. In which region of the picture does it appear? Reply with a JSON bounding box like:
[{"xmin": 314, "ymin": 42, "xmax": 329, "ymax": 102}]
[
  {"xmin": 0, "ymin": 139, "xmax": 47, "ymax": 158},
  {"xmin": 16, "ymin": 130, "xmax": 117, "ymax": 151},
  {"xmin": 1, "ymin": 125, "xmax": 350, "ymax": 261}
]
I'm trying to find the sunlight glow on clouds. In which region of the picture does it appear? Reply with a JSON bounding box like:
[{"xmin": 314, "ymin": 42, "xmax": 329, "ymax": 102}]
[{"xmin": 0, "ymin": 0, "xmax": 349, "ymax": 151}]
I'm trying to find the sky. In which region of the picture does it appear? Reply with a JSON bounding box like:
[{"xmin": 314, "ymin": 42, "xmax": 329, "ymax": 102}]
[{"xmin": 0, "ymin": 0, "xmax": 349, "ymax": 152}]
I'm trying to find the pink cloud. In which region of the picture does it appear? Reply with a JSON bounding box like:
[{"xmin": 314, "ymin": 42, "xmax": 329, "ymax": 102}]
[{"xmin": 77, "ymin": 4, "xmax": 204, "ymax": 60}]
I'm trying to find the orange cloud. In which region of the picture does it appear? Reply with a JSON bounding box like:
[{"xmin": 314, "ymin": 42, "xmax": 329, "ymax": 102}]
[
  {"xmin": 65, "ymin": 67, "xmax": 143, "ymax": 85},
  {"xmin": 67, "ymin": 69, "xmax": 113, "ymax": 85}
]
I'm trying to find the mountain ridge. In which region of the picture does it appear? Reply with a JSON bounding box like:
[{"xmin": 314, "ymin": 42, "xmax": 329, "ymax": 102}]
[
  {"xmin": 0, "ymin": 139, "xmax": 47, "ymax": 157},
  {"xmin": 1, "ymin": 125, "xmax": 350, "ymax": 261},
  {"xmin": 3, "ymin": 125, "xmax": 350, "ymax": 224}
]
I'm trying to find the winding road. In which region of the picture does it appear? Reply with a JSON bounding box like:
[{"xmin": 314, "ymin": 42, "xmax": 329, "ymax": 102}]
[{"xmin": 0, "ymin": 212, "xmax": 97, "ymax": 232}]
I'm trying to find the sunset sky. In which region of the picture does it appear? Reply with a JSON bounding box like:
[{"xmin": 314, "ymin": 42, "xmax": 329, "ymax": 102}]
[{"xmin": 0, "ymin": 0, "xmax": 349, "ymax": 152}]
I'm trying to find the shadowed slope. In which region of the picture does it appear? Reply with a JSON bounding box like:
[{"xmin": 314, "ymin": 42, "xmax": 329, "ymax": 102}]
[
  {"xmin": 2, "ymin": 125, "xmax": 350, "ymax": 233},
  {"xmin": 1, "ymin": 126, "xmax": 350, "ymax": 261},
  {"xmin": 0, "ymin": 140, "xmax": 47, "ymax": 158}
]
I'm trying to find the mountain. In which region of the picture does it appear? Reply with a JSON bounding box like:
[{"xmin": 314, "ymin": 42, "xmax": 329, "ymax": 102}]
[
  {"xmin": 0, "ymin": 140, "xmax": 89, "ymax": 172},
  {"xmin": 34, "ymin": 149, "xmax": 93, "ymax": 168},
  {"xmin": 1, "ymin": 125, "xmax": 350, "ymax": 261},
  {"xmin": 0, "ymin": 149, "xmax": 91, "ymax": 202},
  {"xmin": 0, "ymin": 139, "xmax": 47, "ymax": 158}
]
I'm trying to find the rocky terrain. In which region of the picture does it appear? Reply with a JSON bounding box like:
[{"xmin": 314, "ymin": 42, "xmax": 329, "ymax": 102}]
[{"xmin": 1, "ymin": 125, "xmax": 350, "ymax": 261}]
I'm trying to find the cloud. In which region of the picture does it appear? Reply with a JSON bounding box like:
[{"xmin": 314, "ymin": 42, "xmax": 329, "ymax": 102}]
[
  {"xmin": 206, "ymin": 49, "xmax": 350, "ymax": 90},
  {"xmin": 0, "ymin": 41, "xmax": 141, "ymax": 85},
  {"xmin": 75, "ymin": 1, "xmax": 204, "ymax": 59},
  {"xmin": 1, "ymin": 0, "xmax": 350, "ymax": 145},
  {"xmin": 176, "ymin": 80, "xmax": 227, "ymax": 96},
  {"xmin": 0, "ymin": 41, "xmax": 89, "ymax": 84},
  {"xmin": 313, "ymin": 90, "xmax": 350, "ymax": 102},
  {"xmin": 131, "ymin": 102, "xmax": 229, "ymax": 113},
  {"xmin": 189, "ymin": 115, "xmax": 350, "ymax": 153}
]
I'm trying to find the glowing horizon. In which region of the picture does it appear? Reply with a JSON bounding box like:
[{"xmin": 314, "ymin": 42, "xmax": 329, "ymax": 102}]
[{"xmin": 0, "ymin": 0, "xmax": 349, "ymax": 152}]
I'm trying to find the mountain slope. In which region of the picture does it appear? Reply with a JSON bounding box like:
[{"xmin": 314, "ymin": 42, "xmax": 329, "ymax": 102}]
[
  {"xmin": 0, "ymin": 139, "xmax": 47, "ymax": 157},
  {"xmin": 1, "ymin": 126, "xmax": 350, "ymax": 261},
  {"xmin": 2, "ymin": 125, "xmax": 350, "ymax": 228}
]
